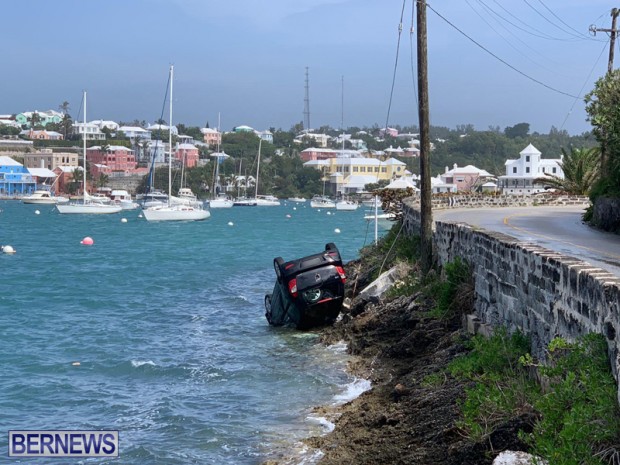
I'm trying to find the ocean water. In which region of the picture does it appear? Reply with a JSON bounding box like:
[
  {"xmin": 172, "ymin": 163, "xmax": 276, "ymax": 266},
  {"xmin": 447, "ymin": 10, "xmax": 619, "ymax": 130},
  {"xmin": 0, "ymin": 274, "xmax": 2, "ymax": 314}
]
[{"xmin": 0, "ymin": 201, "xmax": 379, "ymax": 464}]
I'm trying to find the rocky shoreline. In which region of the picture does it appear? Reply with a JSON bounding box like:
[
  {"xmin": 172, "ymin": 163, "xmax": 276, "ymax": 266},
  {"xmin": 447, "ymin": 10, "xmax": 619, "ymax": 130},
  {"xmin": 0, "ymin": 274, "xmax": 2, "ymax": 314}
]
[{"xmin": 299, "ymin": 259, "xmax": 531, "ymax": 465}]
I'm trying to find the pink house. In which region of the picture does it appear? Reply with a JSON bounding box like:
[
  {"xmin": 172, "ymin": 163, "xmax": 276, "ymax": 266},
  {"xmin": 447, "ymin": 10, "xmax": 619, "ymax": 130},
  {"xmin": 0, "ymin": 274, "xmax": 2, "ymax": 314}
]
[
  {"xmin": 201, "ymin": 128, "xmax": 221, "ymax": 148},
  {"xmin": 300, "ymin": 147, "xmax": 337, "ymax": 162},
  {"xmin": 440, "ymin": 163, "xmax": 494, "ymax": 192},
  {"xmin": 86, "ymin": 145, "xmax": 137, "ymax": 178},
  {"xmin": 176, "ymin": 143, "xmax": 199, "ymax": 168}
]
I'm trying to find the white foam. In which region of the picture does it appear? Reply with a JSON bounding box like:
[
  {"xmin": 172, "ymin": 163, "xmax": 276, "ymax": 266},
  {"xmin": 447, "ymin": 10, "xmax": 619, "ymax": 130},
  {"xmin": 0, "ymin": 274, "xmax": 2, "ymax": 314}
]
[
  {"xmin": 326, "ymin": 341, "xmax": 348, "ymax": 354},
  {"xmin": 332, "ymin": 377, "xmax": 371, "ymax": 405},
  {"xmin": 306, "ymin": 415, "xmax": 335, "ymax": 433},
  {"xmin": 131, "ymin": 360, "xmax": 156, "ymax": 368}
]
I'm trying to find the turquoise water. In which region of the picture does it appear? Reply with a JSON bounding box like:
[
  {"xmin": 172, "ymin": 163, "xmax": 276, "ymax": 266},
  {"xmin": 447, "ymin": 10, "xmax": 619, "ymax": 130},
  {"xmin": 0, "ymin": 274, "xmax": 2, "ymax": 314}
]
[{"xmin": 0, "ymin": 201, "xmax": 379, "ymax": 464}]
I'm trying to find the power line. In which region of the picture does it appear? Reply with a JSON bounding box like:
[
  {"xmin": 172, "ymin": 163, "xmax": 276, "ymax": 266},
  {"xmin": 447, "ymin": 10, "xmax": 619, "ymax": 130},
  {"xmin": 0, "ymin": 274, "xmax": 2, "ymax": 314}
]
[
  {"xmin": 426, "ymin": 3, "xmax": 579, "ymax": 99},
  {"xmin": 522, "ymin": 0, "xmax": 584, "ymax": 40},
  {"xmin": 384, "ymin": 0, "xmax": 407, "ymax": 132},
  {"xmin": 536, "ymin": 0, "xmax": 593, "ymax": 40}
]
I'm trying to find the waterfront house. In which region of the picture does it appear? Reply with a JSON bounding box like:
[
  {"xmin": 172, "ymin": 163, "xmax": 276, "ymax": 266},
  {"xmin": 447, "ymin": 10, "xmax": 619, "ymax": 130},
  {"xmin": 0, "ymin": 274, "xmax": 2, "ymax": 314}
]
[
  {"xmin": 118, "ymin": 126, "xmax": 151, "ymax": 140},
  {"xmin": 0, "ymin": 156, "xmax": 36, "ymax": 195},
  {"xmin": 295, "ymin": 132, "xmax": 330, "ymax": 148},
  {"xmin": 300, "ymin": 147, "xmax": 338, "ymax": 162},
  {"xmin": 87, "ymin": 146, "xmax": 137, "ymax": 178},
  {"xmin": 147, "ymin": 123, "xmax": 178, "ymax": 136},
  {"xmin": 23, "ymin": 150, "xmax": 78, "ymax": 171},
  {"xmin": 92, "ymin": 120, "xmax": 120, "ymax": 132},
  {"xmin": 498, "ymin": 143, "xmax": 563, "ymax": 195},
  {"xmin": 440, "ymin": 163, "xmax": 494, "ymax": 192},
  {"xmin": 53, "ymin": 165, "xmax": 82, "ymax": 194}
]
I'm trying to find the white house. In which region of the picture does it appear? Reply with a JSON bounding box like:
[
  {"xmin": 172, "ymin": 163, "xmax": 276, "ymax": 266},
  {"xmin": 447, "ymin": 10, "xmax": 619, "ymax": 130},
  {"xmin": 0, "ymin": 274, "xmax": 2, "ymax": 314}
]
[
  {"xmin": 498, "ymin": 143, "xmax": 563, "ymax": 195},
  {"xmin": 119, "ymin": 126, "xmax": 151, "ymax": 140},
  {"xmin": 72, "ymin": 122, "xmax": 106, "ymax": 140}
]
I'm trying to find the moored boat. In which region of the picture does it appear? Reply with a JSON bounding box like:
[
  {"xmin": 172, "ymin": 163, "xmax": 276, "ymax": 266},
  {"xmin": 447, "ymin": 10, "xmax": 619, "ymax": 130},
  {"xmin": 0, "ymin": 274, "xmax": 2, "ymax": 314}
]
[{"xmin": 310, "ymin": 195, "xmax": 336, "ymax": 208}]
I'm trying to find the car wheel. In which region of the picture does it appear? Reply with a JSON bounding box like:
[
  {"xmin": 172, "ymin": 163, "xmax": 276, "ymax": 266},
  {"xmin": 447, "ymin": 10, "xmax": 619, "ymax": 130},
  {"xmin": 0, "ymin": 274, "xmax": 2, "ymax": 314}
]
[
  {"xmin": 274, "ymin": 257, "xmax": 284, "ymax": 281},
  {"xmin": 264, "ymin": 294, "xmax": 273, "ymax": 324}
]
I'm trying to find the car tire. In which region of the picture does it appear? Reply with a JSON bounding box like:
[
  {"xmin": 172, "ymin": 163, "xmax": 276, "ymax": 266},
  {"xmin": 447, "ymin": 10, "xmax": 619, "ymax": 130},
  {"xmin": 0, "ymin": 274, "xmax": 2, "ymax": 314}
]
[
  {"xmin": 265, "ymin": 294, "xmax": 273, "ymax": 324},
  {"xmin": 274, "ymin": 257, "xmax": 284, "ymax": 282}
]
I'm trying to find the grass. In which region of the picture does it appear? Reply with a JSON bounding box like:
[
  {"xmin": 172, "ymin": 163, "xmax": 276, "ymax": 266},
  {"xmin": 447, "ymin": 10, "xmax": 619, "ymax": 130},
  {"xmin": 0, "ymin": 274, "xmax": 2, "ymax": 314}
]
[{"xmin": 447, "ymin": 330, "xmax": 620, "ymax": 464}]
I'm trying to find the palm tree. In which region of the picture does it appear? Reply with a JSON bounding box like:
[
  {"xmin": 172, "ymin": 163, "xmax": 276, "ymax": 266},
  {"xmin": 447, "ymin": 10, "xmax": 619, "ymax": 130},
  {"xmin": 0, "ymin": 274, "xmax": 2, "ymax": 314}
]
[
  {"xmin": 58, "ymin": 101, "xmax": 70, "ymax": 115},
  {"xmin": 535, "ymin": 146, "xmax": 600, "ymax": 195}
]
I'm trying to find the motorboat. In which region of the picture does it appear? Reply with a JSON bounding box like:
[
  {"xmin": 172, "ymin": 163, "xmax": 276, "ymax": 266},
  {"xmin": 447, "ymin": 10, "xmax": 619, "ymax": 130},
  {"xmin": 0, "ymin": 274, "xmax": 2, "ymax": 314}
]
[
  {"xmin": 335, "ymin": 199, "xmax": 359, "ymax": 211},
  {"xmin": 110, "ymin": 189, "xmax": 139, "ymax": 210},
  {"xmin": 208, "ymin": 193, "xmax": 234, "ymax": 209},
  {"xmin": 171, "ymin": 187, "xmax": 203, "ymax": 208},
  {"xmin": 89, "ymin": 192, "xmax": 111, "ymax": 204},
  {"xmin": 310, "ymin": 195, "xmax": 336, "ymax": 208},
  {"xmin": 233, "ymin": 197, "xmax": 258, "ymax": 206},
  {"xmin": 22, "ymin": 190, "xmax": 68, "ymax": 205},
  {"xmin": 137, "ymin": 189, "xmax": 168, "ymax": 208},
  {"xmin": 288, "ymin": 197, "xmax": 306, "ymax": 203},
  {"xmin": 255, "ymin": 195, "xmax": 281, "ymax": 206}
]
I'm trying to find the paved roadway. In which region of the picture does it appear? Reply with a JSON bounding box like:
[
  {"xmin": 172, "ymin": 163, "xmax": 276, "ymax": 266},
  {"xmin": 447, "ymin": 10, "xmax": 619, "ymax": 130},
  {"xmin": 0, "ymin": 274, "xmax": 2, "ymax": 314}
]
[{"xmin": 434, "ymin": 206, "xmax": 620, "ymax": 277}]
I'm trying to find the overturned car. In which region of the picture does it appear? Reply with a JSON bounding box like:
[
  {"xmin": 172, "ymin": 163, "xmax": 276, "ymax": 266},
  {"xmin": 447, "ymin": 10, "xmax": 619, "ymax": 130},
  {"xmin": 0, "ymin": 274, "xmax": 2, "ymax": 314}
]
[{"xmin": 265, "ymin": 243, "xmax": 347, "ymax": 330}]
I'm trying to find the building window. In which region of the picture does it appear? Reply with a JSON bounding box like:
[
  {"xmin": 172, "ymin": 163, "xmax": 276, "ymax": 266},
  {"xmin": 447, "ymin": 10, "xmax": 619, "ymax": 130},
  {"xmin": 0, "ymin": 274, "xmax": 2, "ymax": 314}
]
[
  {"xmin": 360, "ymin": 167, "xmax": 365, "ymax": 172},
  {"xmin": 512, "ymin": 167, "xmax": 517, "ymax": 174},
  {"xmin": 526, "ymin": 167, "xmax": 530, "ymax": 173},
  {"xmin": 381, "ymin": 167, "xmax": 387, "ymax": 173},
  {"xmin": 526, "ymin": 155, "xmax": 530, "ymax": 162},
  {"xmin": 374, "ymin": 167, "xmax": 379, "ymax": 172},
  {"xmin": 353, "ymin": 167, "xmax": 358, "ymax": 172},
  {"xmin": 552, "ymin": 167, "xmax": 557, "ymax": 174}
]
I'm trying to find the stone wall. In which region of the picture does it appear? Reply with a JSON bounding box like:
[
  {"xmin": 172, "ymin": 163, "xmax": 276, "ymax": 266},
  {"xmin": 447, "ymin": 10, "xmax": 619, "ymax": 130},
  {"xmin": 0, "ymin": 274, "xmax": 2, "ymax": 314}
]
[
  {"xmin": 426, "ymin": 193, "xmax": 590, "ymax": 210},
  {"xmin": 402, "ymin": 199, "xmax": 620, "ymax": 401},
  {"xmin": 591, "ymin": 197, "xmax": 620, "ymax": 233}
]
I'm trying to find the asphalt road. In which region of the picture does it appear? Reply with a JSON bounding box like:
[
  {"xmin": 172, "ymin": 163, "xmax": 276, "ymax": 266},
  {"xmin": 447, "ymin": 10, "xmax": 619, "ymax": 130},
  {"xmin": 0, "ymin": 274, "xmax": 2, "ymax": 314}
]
[{"xmin": 434, "ymin": 206, "xmax": 620, "ymax": 277}]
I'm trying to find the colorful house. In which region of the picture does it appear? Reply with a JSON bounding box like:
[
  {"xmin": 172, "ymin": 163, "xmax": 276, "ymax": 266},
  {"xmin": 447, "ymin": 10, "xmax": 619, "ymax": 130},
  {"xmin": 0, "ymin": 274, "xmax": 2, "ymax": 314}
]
[
  {"xmin": 0, "ymin": 156, "xmax": 36, "ymax": 195},
  {"xmin": 86, "ymin": 146, "xmax": 137, "ymax": 178},
  {"xmin": 498, "ymin": 144, "xmax": 563, "ymax": 195},
  {"xmin": 15, "ymin": 110, "xmax": 63, "ymax": 128},
  {"xmin": 439, "ymin": 163, "xmax": 494, "ymax": 192},
  {"xmin": 176, "ymin": 143, "xmax": 199, "ymax": 168}
]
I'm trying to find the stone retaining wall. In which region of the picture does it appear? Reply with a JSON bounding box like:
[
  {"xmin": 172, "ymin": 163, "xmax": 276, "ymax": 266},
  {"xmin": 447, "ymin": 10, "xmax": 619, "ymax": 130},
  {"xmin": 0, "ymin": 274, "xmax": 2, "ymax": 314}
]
[
  {"xmin": 425, "ymin": 193, "xmax": 590, "ymax": 210},
  {"xmin": 402, "ymin": 199, "xmax": 620, "ymax": 401}
]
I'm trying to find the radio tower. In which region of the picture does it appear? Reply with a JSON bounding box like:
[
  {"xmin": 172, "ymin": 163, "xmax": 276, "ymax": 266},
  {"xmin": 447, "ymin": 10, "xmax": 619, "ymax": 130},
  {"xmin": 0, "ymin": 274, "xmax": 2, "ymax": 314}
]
[{"xmin": 303, "ymin": 67, "xmax": 311, "ymax": 131}]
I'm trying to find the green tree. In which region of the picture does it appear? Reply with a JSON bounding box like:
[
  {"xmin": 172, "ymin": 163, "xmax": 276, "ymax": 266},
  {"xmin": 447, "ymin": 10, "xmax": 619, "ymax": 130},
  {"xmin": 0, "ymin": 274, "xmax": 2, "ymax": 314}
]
[
  {"xmin": 535, "ymin": 146, "xmax": 600, "ymax": 195},
  {"xmin": 584, "ymin": 69, "xmax": 620, "ymax": 196},
  {"xmin": 58, "ymin": 101, "xmax": 70, "ymax": 115},
  {"xmin": 28, "ymin": 112, "xmax": 42, "ymax": 128},
  {"xmin": 504, "ymin": 122, "xmax": 530, "ymax": 139}
]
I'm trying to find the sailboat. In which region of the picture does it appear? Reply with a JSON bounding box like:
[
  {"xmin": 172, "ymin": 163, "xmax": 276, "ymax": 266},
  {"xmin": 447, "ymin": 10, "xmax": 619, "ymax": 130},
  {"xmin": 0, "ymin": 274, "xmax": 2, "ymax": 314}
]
[
  {"xmin": 208, "ymin": 116, "xmax": 233, "ymax": 208},
  {"xmin": 233, "ymin": 139, "xmax": 280, "ymax": 206},
  {"xmin": 56, "ymin": 91, "xmax": 122, "ymax": 214},
  {"xmin": 142, "ymin": 65, "xmax": 210, "ymax": 222}
]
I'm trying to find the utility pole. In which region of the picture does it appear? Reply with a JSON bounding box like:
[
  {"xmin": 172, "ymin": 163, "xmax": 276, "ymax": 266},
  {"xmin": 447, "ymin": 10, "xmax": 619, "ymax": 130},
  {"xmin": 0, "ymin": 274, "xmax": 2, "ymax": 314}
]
[
  {"xmin": 590, "ymin": 8, "xmax": 619, "ymax": 74},
  {"xmin": 417, "ymin": 0, "xmax": 433, "ymax": 273},
  {"xmin": 304, "ymin": 67, "xmax": 311, "ymax": 131}
]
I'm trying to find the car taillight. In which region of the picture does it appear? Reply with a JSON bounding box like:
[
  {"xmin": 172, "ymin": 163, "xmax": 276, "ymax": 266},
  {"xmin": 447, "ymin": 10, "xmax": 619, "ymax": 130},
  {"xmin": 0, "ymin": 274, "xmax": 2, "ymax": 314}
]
[
  {"xmin": 335, "ymin": 266, "xmax": 347, "ymax": 283},
  {"xmin": 288, "ymin": 279, "xmax": 298, "ymax": 297}
]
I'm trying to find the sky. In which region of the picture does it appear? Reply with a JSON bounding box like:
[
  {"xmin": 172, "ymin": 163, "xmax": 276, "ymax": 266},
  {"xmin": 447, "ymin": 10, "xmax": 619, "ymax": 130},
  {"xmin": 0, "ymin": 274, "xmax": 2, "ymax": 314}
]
[{"xmin": 2, "ymin": 0, "xmax": 616, "ymax": 136}]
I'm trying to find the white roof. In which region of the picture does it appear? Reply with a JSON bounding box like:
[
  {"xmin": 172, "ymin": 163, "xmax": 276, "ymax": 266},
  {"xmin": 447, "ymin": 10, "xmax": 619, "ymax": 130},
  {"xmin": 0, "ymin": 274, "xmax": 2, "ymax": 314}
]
[
  {"xmin": 119, "ymin": 126, "xmax": 148, "ymax": 132},
  {"xmin": 385, "ymin": 177, "xmax": 418, "ymax": 190},
  {"xmin": 28, "ymin": 167, "xmax": 57, "ymax": 178},
  {"xmin": 57, "ymin": 166, "xmax": 82, "ymax": 173},
  {"xmin": 445, "ymin": 164, "xmax": 492, "ymax": 176},
  {"xmin": 177, "ymin": 143, "xmax": 197, "ymax": 150},
  {"xmin": 201, "ymin": 127, "xmax": 219, "ymax": 134},
  {"xmin": 88, "ymin": 145, "xmax": 133, "ymax": 151},
  {"xmin": 345, "ymin": 175, "xmax": 377, "ymax": 188},
  {"xmin": 210, "ymin": 151, "xmax": 230, "ymax": 158},
  {"xmin": 0, "ymin": 156, "xmax": 22, "ymax": 166},
  {"xmin": 520, "ymin": 143, "xmax": 541, "ymax": 156},
  {"xmin": 482, "ymin": 182, "xmax": 497, "ymax": 187},
  {"xmin": 383, "ymin": 157, "xmax": 407, "ymax": 166},
  {"xmin": 303, "ymin": 159, "xmax": 330, "ymax": 167}
]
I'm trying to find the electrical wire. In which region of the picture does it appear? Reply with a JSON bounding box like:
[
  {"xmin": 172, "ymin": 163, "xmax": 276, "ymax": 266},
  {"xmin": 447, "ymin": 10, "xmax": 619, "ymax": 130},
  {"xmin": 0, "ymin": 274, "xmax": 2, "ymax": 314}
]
[
  {"xmin": 426, "ymin": 2, "xmax": 579, "ymax": 99},
  {"xmin": 522, "ymin": 0, "xmax": 586, "ymax": 40},
  {"xmin": 536, "ymin": 0, "xmax": 593, "ymax": 40},
  {"xmin": 384, "ymin": 0, "xmax": 407, "ymax": 133},
  {"xmin": 559, "ymin": 40, "xmax": 609, "ymax": 131}
]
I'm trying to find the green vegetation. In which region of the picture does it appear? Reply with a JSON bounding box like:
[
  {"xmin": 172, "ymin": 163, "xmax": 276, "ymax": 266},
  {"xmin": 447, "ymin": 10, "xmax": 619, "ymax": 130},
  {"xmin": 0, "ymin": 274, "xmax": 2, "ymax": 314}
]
[
  {"xmin": 536, "ymin": 146, "xmax": 600, "ymax": 195},
  {"xmin": 447, "ymin": 330, "xmax": 620, "ymax": 464},
  {"xmin": 427, "ymin": 257, "xmax": 472, "ymax": 321}
]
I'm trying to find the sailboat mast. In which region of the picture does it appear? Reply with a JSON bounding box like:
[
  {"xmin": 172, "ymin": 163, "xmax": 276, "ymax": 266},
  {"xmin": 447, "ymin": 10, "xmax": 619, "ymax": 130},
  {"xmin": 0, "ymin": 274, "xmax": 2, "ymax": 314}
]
[
  {"xmin": 83, "ymin": 91, "xmax": 87, "ymax": 204},
  {"xmin": 255, "ymin": 139, "xmax": 262, "ymax": 198},
  {"xmin": 168, "ymin": 65, "xmax": 173, "ymax": 203}
]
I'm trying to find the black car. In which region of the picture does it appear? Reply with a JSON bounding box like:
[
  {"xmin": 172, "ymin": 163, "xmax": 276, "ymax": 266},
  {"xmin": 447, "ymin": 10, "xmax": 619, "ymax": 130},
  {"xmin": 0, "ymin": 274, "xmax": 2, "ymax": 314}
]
[{"xmin": 265, "ymin": 243, "xmax": 347, "ymax": 329}]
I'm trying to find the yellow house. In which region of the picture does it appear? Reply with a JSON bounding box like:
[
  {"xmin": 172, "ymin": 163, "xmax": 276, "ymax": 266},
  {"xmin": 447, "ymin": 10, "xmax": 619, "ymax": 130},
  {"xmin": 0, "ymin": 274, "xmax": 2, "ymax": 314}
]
[{"xmin": 304, "ymin": 156, "xmax": 406, "ymax": 194}]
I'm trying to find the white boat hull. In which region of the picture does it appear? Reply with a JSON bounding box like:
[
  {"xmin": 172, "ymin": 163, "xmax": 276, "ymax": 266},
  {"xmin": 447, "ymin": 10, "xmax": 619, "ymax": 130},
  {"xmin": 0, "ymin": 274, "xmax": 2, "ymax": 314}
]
[
  {"xmin": 209, "ymin": 199, "xmax": 234, "ymax": 208},
  {"xmin": 22, "ymin": 198, "xmax": 57, "ymax": 205},
  {"xmin": 56, "ymin": 203, "xmax": 122, "ymax": 214},
  {"xmin": 310, "ymin": 200, "xmax": 336, "ymax": 208},
  {"xmin": 142, "ymin": 205, "xmax": 210, "ymax": 221},
  {"xmin": 335, "ymin": 201, "xmax": 359, "ymax": 211}
]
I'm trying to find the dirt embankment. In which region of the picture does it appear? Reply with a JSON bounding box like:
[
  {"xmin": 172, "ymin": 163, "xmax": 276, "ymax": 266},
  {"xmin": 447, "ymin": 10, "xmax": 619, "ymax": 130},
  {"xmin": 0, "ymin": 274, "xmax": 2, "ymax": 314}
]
[{"xmin": 304, "ymin": 260, "xmax": 531, "ymax": 465}]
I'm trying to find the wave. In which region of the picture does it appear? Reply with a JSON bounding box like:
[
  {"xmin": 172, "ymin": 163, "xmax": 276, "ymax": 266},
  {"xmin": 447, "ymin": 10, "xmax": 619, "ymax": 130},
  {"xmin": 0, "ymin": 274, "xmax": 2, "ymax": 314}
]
[
  {"xmin": 332, "ymin": 377, "xmax": 372, "ymax": 405},
  {"xmin": 131, "ymin": 359, "xmax": 157, "ymax": 368}
]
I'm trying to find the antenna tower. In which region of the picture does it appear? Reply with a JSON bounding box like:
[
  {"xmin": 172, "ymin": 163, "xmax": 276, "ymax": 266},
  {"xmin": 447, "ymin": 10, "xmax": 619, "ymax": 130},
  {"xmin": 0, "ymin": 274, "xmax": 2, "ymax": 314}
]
[{"xmin": 304, "ymin": 67, "xmax": 311, "ymax": 130}]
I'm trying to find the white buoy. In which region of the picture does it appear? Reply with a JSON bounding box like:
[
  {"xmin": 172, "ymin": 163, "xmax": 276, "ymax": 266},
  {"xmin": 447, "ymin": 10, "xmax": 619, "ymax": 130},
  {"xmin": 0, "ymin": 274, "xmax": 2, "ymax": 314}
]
[
  {"xmin": 228, "ymin": 221, "xmax": 234, "ymax": 226},
  {"xmin": 2, "ymin": 245, "xmax": 16, "ymax": 254},
  {"xmin": 293, "ymin": 207, "xmax": 297, "ymax": 211},
  {"xmin": 286, "ymin": 214, "xmax": 291, "ymax": 218},
  {"xmin": 327, "ymin": 211, "xmax": 332, "ymax": 215},
  {"xmin": 121, "ymin": 218, "xmax": 128, "ymax": 223},
  {"xmin": 138, "ymin": 213, "xmax": 143, "ymax": 218},
  {"xmin": 35, "ymin": 210, "xmax": 40, "ymax": 215},
  {"xmin": 334, "ymin": 228, "xmax": 341, "ymax": 234},
  {"xmin": 71, "ymin": 362, "xmax": 81, "ymax": 366}
]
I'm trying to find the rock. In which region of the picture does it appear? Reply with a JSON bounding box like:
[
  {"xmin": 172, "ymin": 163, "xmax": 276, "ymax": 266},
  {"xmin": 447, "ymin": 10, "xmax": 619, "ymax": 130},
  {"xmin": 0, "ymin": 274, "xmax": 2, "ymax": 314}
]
[
  {"xmin": 392, "ymin": 383, "xmax": 411, "ymax": 400},
  {"xmin": 493, "ymin": 450, "xmax": 548, "ymax": 465}
]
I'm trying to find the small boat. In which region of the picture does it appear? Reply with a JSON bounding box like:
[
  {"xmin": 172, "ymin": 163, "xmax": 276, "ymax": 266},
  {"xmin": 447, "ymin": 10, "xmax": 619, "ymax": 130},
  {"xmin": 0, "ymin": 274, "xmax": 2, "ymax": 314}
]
[
  {"xmin": 335, "ymin": 199, "xmax": 359, "ymax": 211},
  {"xmin": 233, "ymin": 196, "xmax": 258, "ymax": 206},
  {"xmin": 310, "ymin": 195, "xmax": 336, "ymax": 208},
  {"xmin": 208, "ymin": 193, "xmax": 234, "ymax": 209},
  {"xmin": 89, "ymin": 192, "xmax": 111, "ymax": 204},
  {"xmin": 110, "ymin": 189, "xmax": 139, "ymax": 210},
  {"xmin": 255, "ymin": 195, "xmax": 281, "ymax": 206},
  {"xmin": 137, "ymin": 189, "xmax": 168, "ymax": 208},
  {"xmin": 172, "ymin": 187, "xmax": 203, "ymax": 208},
  {"xmin": 288, "ymin": 197, "xmax": 307, "ymax": 203},
  {"xmin": 22, "ymin": 190, "xmax": 67, "ymax": 205}
]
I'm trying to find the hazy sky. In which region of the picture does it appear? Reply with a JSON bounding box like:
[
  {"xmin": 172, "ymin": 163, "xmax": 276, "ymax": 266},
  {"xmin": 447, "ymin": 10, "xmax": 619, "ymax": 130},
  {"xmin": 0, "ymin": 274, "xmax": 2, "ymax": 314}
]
[{"xmin": 3, "ymin": 1, "xmax": 615, "ymax": 135}]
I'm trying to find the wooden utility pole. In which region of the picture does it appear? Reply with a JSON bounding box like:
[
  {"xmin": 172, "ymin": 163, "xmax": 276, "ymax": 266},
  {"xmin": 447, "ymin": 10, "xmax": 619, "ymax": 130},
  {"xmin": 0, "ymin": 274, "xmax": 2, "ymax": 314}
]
[
  {"xmin": 417, "ymin": 0, "xmax": 433, "ymax": 273},
  {"xmin": 590, "ymin": 8, "xmax": 620, "ymax": 74}
]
